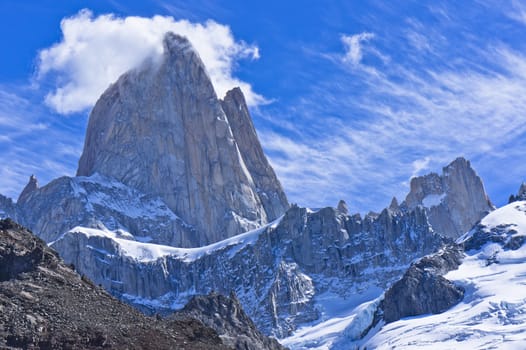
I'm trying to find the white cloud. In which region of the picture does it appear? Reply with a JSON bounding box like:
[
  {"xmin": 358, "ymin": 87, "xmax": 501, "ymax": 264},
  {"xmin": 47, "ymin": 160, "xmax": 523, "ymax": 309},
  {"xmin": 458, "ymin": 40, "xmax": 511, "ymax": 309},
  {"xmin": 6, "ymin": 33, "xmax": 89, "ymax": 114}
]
[
  {"xmin": 37, "ymin": 9, "xmax": 264, "ymax": 114},
  {"xmin": 341, "ymin": 32, "xmax": 375, "ymax": 65},
  {"xmin": 411, "ymin": 157, "xmax": 431, "ymax": 177},
  {"xmin": 258, "ymin": 40, "xmax": 526, "ymax": 212}
]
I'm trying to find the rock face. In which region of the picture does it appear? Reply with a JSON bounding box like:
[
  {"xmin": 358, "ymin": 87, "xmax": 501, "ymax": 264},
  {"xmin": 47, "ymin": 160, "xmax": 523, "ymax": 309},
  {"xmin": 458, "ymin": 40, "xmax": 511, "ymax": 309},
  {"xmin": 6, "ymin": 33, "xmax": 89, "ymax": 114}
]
[
  {"xmin": 52, "ymin": 202, "xmax": 448, "ymax": 337},
  {"xmin": 0, "ymin": 194, "xmax": 19, "ymax": 222},
  {"xmin": 508, "ymin": 182, "xmax": 526, "ymax": 203},
  {"xmin": 221, "ymin": 87, "xmax": 289, "ymax": 221},
  {"xmin": 76, "ymin": 33, "xmax": 288, "ymax": 245},
  {"xmin": 17, "ymin": 175, "xmax": 38, "ymax": 204},
  {"xmin": 41, "ymin": 157, "xmax": 493, "ymax": 338},
  {"xmin": 176, "ymin": 292, "xmax": 287, "ymax": 350},
  {"xmin": 403, "ymin": 157, "xmax": 493, "ymax": 238},
  {"xmin": 0, "ymin": 218, "xmax": 230, "ymax": 350},
  {"xmin": 379, "ymin": 245, "xmax": 464, "ymax": 323},
  {"xmin": 16, "ymin": 174, "xmax": 196, "ymax": 245}
]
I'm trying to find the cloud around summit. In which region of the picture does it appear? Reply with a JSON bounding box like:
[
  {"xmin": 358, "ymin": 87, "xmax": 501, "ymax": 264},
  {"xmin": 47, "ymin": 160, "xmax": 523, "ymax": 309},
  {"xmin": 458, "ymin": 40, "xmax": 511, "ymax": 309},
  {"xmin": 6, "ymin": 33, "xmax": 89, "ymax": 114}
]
[{"xmin": 37, "ymin": 9, "xmax": 264, "ymax": 114}]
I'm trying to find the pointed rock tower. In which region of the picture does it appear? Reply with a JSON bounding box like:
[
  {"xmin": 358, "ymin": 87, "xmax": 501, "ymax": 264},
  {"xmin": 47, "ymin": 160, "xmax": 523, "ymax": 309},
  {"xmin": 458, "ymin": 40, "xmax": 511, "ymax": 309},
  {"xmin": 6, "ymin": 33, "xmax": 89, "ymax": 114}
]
[
  {"xmin": 403, "ymin": 157, "xmax": 493, "ymax": 238},
  {"xmin": 17, "ymin": 175, "xmax": 38, "ymax": 204},
  {"xmin": 77, "ymin": 33, "xmax": 288, "ymax": 245}
]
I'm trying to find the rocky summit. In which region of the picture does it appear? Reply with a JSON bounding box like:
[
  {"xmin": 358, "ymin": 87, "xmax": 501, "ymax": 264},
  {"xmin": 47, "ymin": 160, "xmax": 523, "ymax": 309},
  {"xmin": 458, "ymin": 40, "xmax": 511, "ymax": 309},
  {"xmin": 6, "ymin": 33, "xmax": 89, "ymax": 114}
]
[
  {"xmin": 403, "ymin": 157, "xmax": 494, "ymax": 238},
  {"xmin": 0, "ymin": 32, "xmax": 506, "ymax": 349},
  {"xmin": 0, "ymin": 218, "xmax": 230, "ymax": 350},
  {"xmin": 76, "ymin": 32, "xmax": 288, "ymax": 245},
  {"xmin": 49, "ymin": 158, "xmax": 493, "ymax": 338}
]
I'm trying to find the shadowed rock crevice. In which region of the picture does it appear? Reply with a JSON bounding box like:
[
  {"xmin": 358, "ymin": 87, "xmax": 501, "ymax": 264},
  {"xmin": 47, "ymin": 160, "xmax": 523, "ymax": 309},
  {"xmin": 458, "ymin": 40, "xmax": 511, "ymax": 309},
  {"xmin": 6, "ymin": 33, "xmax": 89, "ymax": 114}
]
[{"xmin": 175, "ymin": 292, "xmax": 287, "ymax": 350}]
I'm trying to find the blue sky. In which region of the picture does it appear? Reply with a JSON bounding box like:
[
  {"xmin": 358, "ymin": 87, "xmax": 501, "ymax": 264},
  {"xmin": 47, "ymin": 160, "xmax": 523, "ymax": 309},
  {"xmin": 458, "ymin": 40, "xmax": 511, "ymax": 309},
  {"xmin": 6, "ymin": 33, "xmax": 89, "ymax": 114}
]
[{"xmin": 1, "ymin": 0, "xmax": 526, "ymax": 213}]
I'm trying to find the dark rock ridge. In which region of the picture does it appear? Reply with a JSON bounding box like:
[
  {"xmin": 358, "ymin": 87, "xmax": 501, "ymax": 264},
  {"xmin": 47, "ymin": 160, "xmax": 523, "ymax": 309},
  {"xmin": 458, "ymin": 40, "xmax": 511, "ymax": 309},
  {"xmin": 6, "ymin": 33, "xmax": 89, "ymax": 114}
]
[
  {"xmin": 403, "ymin": 157, "xmax": 493, "ymax": 238},
  {"xmin": 76, "ymin": 32, "xmax": 288, "ymax": 245},
  {"xmin": 508, "ymin": 182, "xmax": 526, "ymax": 203},
  {"xmin": 52, "ymin": 202, "xmax": 449, "ymax": 337},
  {"xmin": 378, "ymin": 244, "xmax": 465, "ymax": 324},
  {"xmin": 0, "ymin": 218, "xmax": 233, "ymax": 349},
  {"xmin": 175, "ymin": 292, "xmax": 287, "ymax": 350}
]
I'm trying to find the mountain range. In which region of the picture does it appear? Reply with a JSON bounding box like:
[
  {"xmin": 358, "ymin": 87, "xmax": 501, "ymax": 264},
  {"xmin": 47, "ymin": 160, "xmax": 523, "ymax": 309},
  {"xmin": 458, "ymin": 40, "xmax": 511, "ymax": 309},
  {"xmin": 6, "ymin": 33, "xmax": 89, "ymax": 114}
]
[{"xmin": 1, "ymin": 32, "xmax": 524, "ymax": 349}]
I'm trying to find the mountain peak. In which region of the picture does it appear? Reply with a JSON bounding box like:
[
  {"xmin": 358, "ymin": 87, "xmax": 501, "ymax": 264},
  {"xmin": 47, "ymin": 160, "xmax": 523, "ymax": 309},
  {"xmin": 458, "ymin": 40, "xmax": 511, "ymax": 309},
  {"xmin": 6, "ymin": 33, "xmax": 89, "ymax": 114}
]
[
  {"xmin": 403, "ymin": 157, "xmax": 493, "ymax": 238},
  {"xmin": 17, "ymin": 175, "xmax": 38, "ymax": 204},
  {"xmin": 337, "ymin": 199, "xmax": 349, "ymax": 215},
  {"xmin": 163, "ymin": 32, "xmax": 193, "ymax": 54},
  {"xmin": 76, "ymin": 34, "xmax": 287, "ymax": 246}
]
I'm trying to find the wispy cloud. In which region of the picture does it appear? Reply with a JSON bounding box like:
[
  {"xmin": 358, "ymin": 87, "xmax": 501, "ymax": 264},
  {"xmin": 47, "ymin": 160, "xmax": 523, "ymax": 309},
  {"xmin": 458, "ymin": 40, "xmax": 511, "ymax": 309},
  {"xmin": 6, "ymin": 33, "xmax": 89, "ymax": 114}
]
[
  {"xmin": 36, "ymin": 9, "xmax": 263, "ymax": 114},
  {"xmin": 0, "ymin": 87, "xmax": 82, "ymax": 200},
  {"xmin": 258, "ymin": 12, "xmax": 526, "ymax": 212},
  {"xmin": 341, "ymin": 32, "xmax": 375, "ymax": 65}
]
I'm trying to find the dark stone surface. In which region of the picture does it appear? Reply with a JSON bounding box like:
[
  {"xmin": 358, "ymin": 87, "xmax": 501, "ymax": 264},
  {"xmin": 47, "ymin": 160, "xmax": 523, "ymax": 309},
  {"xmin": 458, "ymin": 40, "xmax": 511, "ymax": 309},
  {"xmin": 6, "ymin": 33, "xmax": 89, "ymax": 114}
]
[
  {"xmin": 379, "ymin": 245, "xmax": 465, "ymax": 324},
  {"xmin": 175, "ymin": 292, "xmax": 287, "ymax": 350},
  {"xmin": 0, "ymin": 219, "xmax": 231, "ymax": 350}
]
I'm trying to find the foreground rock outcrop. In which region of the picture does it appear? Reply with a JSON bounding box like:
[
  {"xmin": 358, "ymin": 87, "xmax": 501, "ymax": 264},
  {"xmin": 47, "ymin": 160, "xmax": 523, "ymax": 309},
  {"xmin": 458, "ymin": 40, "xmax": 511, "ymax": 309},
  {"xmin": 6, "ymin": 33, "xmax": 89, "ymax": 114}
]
[
  {"xmin": 0, "ymin": 218, "xmax": 230, "ymax": 349},
  {"xmin": 176, "ymin": 292, "xmax": 286, "ymax": 350}
]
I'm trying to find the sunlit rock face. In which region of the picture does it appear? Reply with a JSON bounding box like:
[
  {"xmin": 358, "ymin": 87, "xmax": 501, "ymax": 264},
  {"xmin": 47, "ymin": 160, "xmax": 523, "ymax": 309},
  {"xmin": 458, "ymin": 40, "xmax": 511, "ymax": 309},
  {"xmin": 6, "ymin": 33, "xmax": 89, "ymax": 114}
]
[
  {"xmin": 403, "ymin": 157, "xmax": 494, "ymax": 238},
  {"xmin": 76, "ymin": 32, "xmax": 288, "ymax": 246}
]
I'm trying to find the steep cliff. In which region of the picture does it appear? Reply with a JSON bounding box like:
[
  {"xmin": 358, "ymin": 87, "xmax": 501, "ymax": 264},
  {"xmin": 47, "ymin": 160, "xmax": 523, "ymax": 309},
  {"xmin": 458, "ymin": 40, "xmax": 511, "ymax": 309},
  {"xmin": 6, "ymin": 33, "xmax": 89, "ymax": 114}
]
[
  {"xmin": 76, "ymin": 32, "xmax": 288, "ymax": 245},
  {"xmin": 403, "ymin": 157, "xmax": 493, "ymax": 238},
  {"xmin": 51, "ymin": 201, "xmax": 448, "ymax": 337}
]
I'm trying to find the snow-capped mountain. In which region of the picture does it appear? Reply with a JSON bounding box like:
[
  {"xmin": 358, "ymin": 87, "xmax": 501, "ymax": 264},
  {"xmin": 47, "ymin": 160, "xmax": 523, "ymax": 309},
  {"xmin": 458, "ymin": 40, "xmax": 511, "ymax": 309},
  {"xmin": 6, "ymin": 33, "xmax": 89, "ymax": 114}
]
[
  {"xmin": 360, "ymin": 199, "xmax": 526, "ymax": 349},
  {"xmin": 283, "ymin": 192, "xmax": 526, "ymax": 349},
  {"xmin": 0, "ymin": 31, "xmax": 499, "ymax": 346},
  {"xmin": 47, "ymin": 157, "xmax": 491, "ymax": 338},
  {"xmin": 76, "ymin": 32, "xmax": 288, "ymax": 245}
]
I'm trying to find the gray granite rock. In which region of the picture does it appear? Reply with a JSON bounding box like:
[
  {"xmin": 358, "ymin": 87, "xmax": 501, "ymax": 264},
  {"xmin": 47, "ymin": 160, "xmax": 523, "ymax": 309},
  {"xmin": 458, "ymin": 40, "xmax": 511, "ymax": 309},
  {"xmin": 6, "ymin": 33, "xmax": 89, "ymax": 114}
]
[
  {"xmin": 379, "ymin": 245, "xmax": 465, "ymax": 324},
  {"xmin": 76, "ymin": 33, "xmax": 288, "ymax": 245},
  {"xmin": 16, "ymin": 174, "xmax": 197, "ymax": 246},
  {"xmin": 221, "ymin": 87, "xmax": 289, "ymax": 221},
  {"xmin": 17, "ymin": 175, "xmax": 38, "ymax": 204},
  {"xmin": 175, "ymin": 292, "xmax": 287, "ymax": 350},
  {"xmin": 51, "ymin": 202, "xmax": 448, "ymax": 337},
  {"xmin": 403, "ymin": 157, "xmax": 494, "ymax": 238}
]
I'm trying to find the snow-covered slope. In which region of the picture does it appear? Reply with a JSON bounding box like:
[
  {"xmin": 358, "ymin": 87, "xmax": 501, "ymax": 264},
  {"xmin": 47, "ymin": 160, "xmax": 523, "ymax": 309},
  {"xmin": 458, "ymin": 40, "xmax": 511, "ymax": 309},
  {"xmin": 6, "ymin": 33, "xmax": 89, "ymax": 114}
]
[
  {"xmin": 360, "ymin": 201, "xmax": 526, "ymax": 349},
  {"xmin": 53, "ymin": 218, "xmax": 280, "ymax": 263},
  {"xmin": 283, "ymin": 201, "xmax": 526, "ymax": 349}
]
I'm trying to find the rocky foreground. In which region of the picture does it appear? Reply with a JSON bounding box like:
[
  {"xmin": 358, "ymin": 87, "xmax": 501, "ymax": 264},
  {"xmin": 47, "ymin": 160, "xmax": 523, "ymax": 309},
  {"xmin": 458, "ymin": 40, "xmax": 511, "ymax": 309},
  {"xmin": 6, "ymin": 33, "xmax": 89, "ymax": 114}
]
[{"xmin": 0, "ymin": 218, "xmax": 282, "ymax": 349}]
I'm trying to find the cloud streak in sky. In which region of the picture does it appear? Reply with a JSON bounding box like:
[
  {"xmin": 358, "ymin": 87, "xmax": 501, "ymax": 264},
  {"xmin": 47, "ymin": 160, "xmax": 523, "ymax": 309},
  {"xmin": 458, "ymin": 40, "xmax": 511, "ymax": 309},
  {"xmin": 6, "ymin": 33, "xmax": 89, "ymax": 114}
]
[
  {"xmin": 37, "ymin": 9, "xmax": 263, "ymax": 114},
  {"xmin": 341, "ymin": 32, "xmax": 375, "ymax": 65},
  {"xmin": 260, "ymin": 24, "xmax": 526, "ymax": 212}
]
